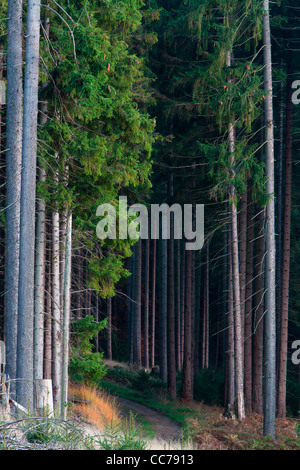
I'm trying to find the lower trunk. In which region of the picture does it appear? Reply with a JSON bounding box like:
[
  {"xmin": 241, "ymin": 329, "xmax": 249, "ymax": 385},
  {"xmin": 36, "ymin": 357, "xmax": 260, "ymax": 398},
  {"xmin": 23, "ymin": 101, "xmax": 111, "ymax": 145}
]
[
  {"xmin": 182, "ymin": 249, "xmax": 193, "ymax": 402},
  {"xmin": 277, "ymin": 72, "xmax": 293, "ymax": 419},
  {"xmin": 61, "ymin": 213, "xmax": 72, "ymax": 419},
  {"xmin": 52, "ymin": 208, "xmax": 61, "ymax": 410}
]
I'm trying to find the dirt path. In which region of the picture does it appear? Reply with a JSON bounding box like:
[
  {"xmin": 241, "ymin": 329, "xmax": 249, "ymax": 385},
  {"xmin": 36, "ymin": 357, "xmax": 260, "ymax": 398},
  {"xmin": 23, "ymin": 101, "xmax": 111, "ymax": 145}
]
[{"xmin": 116, "ymin": 396, "xmax": 190, "ymax": 450}]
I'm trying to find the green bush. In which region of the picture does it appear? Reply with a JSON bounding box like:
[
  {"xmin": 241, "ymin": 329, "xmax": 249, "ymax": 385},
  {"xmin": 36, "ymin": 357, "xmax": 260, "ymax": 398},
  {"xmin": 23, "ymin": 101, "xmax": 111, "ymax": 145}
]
[
  {"xmin": 193, "ymin": 368, "xmax": 225, "ymax": 406},
  {"xmin": 69, "ymin": 315, "xmax": 107, "ymax": 387},
  {"xmin": 129, "ymin": 369, "xmax": 167, "ymax": 397}
]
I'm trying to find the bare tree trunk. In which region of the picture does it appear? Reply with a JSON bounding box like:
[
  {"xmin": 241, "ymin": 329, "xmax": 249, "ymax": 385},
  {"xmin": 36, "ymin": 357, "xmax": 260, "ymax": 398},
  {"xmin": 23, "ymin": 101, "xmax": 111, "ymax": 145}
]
[
  {"xmin": 159, "ymin": 236, "xmax": 168, "ymax": 382},
  {"xmin": 227, "ymin": 48, "xmax": 245, "ymax": 420},
  {"xmin": 52, "ymin": 205, "xmax": 61, "ymax": 410},
  {"xmin": 225, "ymin": 227, "xmax": 235, "ymax": 416},
  {"xmin": 5, "ymin": 0, "xmax": 23, "ymax": 399},
  {"xmin": 107, "ymin": 297, "xmax": 112, "ymax": 361},
  {"xmin": 277, "ymin": 71, "xmax": 293, "ymax": 419},
  {"xmin": 34, "ymin": 16, "xmax": 50, "ymax": 386},
  {"xmin": 252, "ymin": 207, "xmax": 265, "ymax": 414},
  {"xmin": 167, "ymin": 216, "xmax": 176, "ymax": 399},
  {"xmin": 17, "ymin": 0, "xmax": 41, "ymax": 409},
  {"xmin": 244, "ymin": 184, "xmax": 253, "ymax": 413},
  {"xmin": 61, "ymin": 213, "xmax": 72, "ymax": 419},
  {"xmin": 133, "ymin": 240, "xmax": 142, "ymax": 369},
  {"xmin": 151, "ymin": 236, "xmax": 156, "ymax": 369},
  {"xmin": 263, "ymin": 0, "xmax": 277, "ymax": 437},
  {"xmin": 144, "ymin": 237, "xmax": 150, "ymax": 370},
  {"xmin": 182, "ymin": 249, "xmax": 193, "ymax": 402},
  {"xmin": 44, "ymin": 231, "xmax": 52, "ymax": 380}
]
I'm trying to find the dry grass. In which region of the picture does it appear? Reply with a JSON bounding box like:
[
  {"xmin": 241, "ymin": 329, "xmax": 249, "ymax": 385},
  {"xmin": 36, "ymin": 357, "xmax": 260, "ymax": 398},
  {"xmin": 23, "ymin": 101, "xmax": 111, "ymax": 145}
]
[
  {"xmin": 69, "ymin": 383, "xmax": 120, "ymax": 431},
  {"xmin": 186, "ymin": 402, "xmax": 300, "ymax": 450}
]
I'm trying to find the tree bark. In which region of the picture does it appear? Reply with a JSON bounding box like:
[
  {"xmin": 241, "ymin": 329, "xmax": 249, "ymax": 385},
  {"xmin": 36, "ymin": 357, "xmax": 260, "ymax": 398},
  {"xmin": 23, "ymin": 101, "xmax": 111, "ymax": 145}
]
[
  {"xmin": 133, "ymin": 239, "xmax": 142, "ymax": 369},
  {"xmin": 144, "ymin": 237, "xmax": 150, "ymax": 370},
  {"xmin": 34, "ymin": 16, "xmax": 50, "ymax": 386},
  {"xmin": 252, "ymin": 207, "xmax": 265, "ymax": 414},
  {"xmin": 61, "ymin": 213, "xmax": 72, "ymax": 419},
  {"xmin": 182, "ymin": 249, "xmax": 193, "ymax": 402},
  {"xmin": 151, "ymin": 236, "xmax": 157, "ymax": 369},
  {"xmin": 107, "ymin": 297, "xmax": 112, "ymax": 361},
  {"xmin": 277, "ymin": 70, "xmax": 293, "ymax": 419},
  {"xmin": 5, "ymin": 0, "xmax": 23, "ymax": 400},
  {"xmin": 262, "ymin": 0, "xmax": 277, "ymax": 437},
  {"xmin": 17, "ymin": 0, "xmax": 41, "ymax": 409},
  {"xmin": 244, "ymin": 184, "xmax": 253, "ymax": 413},
  {"xmin": 159, "ymin": 236, "xmax": 168, "ymax": 382},
  {"xmin": 52, "ymin": 206, "xmax": 61, "ymax": 410},
  {"xmin": 227, "ymin": 48, "xmax": 245, "ymax": 420}
]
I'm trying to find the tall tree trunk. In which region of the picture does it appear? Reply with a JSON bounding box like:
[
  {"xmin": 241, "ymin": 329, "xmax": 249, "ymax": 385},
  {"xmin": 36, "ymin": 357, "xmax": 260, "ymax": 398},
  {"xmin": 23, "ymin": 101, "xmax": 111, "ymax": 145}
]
[
  {"xmin": 151, "ymin": 236, "xmax": 156, "ymax": 369},
  {"xmin": 227, "ymin": 48, "xmax": 245, "ymax": 420},
  {"xmin": 277, "ymin": 71, "xmax": 293, "ymax": 419},
  {"xmin": 144, "ymin": 237, "xmax": 150, "ymax": 370},
  {"xmin": 34, "ymin": 16, "xmax": 50, "ymax": 386},
  {"xmin": 44, "ymin": 227, "xmax": 52, "ymax": 380},
  {"xmin": 180, "ymin": 243, "xmax": 185, "ymax": 370},
  {"xmin": 61, "ymin": 213, "xmax": 72, "ymax": 419},
  {"xmin": 17, "ymin": 0, "xmax": 41, "ymax": 409},
  {"xmin": 252, "ymin": 207, "xmax": 265, "ymax": 414},
  {"xmin": 225, "ymin": 226, "xmax": 235, "ymax": 416},
  {"xmin": 159, "ymin": 236, "xmax": 168, "ymax": 382},
  {"xmin": 182, "ymin": 249, "xmax": 193, "ymax": 402},
  {"xmin": 5, "ymin": 0, "xmax": 23, "ymax": 400},
  {"xmin": 239, "ymin": 190, "xmax": 247, "ymax": 363},
  {"xmin": 107, "ymin": 297, "xmax": 112, "ymax": 361},
  {"xmin": 276, "ymin": 73, "xmax": 285, "ymax": 347},
  {"xmin": 262, "ymin": 0, "xmax": 277, "ymax": 437},
  {"xmin": 167, "ymin": 177, "xmax": 176, "ymax": 398},
  {"xmin": 244, "ymin": 184, "xmax": 253, "ymax": 413},
  {"xmin": 52, "ymin": 205, "xmax": 61, "ymax": 410},
  {"xmin": 133, "ymin": 239, "xmax": 142, "ymax": 369}
]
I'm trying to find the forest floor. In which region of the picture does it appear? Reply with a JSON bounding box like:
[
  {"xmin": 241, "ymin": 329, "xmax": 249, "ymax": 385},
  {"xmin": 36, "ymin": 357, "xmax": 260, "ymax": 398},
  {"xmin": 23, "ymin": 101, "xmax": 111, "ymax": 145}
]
[{"xmin": 101, "ymin": 360, "xmax": 300, "ymax": 450}]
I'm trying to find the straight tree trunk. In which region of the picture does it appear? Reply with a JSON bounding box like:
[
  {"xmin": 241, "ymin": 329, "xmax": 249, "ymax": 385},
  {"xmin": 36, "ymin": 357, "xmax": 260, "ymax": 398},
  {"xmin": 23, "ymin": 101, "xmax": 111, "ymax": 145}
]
[
  {"xmin": 52, "ymin": 205, "xmax": 61, "ymax": 409},
  {"xmin": 17, "ymin": 0, "xmax": 41, "ymax": 409},
  {"xmin": 167, "ymin": 226, "xmax": 176, "ymax": 399},
  {"xmin": 144, "ymin": 237, "xmax": 150, "ymax": 370},
  {"xmin": 277, "ymin": 71, "xmax": 293, "ymax": 419},
  {"xmin": 262, "ymin": 0, "xmax": 277, "ymax": 437},
  {"xmin": 151, "ymin": 236, "xmax": 157, "ymax": 369},
  {"xmin": 159, "ymin": 236, "xmax": 168, "ymax": 382},
  {"xmin": 133, "ymin": 239, "xmax": 142, "ymax": 369},
  {"xmin": 61, "ymin": 213, "xmax": 72, "ymax": 419},
  {"xmin": 107, "ymin": 297, "xmax": 112, "ymax": 361},
  {"xmin": 225, "ymin": 227, "xmax": 235, "ymax": 416},
  {"xmin": 5, "ymin": 0, "xmax": 23, "ymax": 399},
  {"xmin": 244, "ymin": 184, "xmax": 253, "ymax": 413},
  {"xmin": 167, "ymin": 176, "xmax": 176, "ymax": 398},
  {"xmin": 34, "ymin": 17, "xmax": 50, "ymax": 385},
  {"xmin": 227, "ymin": 49, "xmax": 245, "ymax": 420},
  {"xmin": 252, "ymin": 207, "xmax": 265, "ymax": 414},
  {"xmin": 44, "ymin": 230, "xmax": 52, "ymax": 380},
  {"xmin": 182, "ymin": 249, "xmax": 193, "ymax": 402},
  {"xmin": 239, "ymin": 190, "xmax": 248, "ymax": 362}
]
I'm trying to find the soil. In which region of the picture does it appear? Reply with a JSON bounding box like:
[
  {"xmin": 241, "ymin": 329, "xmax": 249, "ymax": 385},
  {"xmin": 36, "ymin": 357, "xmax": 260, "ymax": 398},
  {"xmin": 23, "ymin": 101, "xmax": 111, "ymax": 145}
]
[{"xmin": 116, "ymin": 396, "xmax": 185, "ymax": 449}]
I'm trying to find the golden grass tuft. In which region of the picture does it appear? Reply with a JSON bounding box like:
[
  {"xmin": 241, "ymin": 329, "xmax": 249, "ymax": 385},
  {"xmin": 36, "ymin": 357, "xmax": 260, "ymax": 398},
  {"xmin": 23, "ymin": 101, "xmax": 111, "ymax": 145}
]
[{"xmin": 69, "ymin": 383, "xmax": 120, "ymax": 430}]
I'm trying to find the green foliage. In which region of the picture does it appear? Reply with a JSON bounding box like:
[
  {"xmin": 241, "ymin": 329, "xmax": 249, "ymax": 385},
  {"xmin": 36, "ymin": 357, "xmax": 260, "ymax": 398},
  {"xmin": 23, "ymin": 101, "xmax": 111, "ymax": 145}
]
[
  {"xmin": 37, "ymin": 0, "xmax": 158, "ymax": 298},
  {"xmin": 193, "ymin": 368, "xmax": 225, "ymax": 406},
  {"xmin": 69, "ymin": 315, "xmax": 107, "ymax": 386},
  {"xmin": 97, "ymin": 412, "xmax": 148, "ymax": 450},
  {"xmin": 129, "ymin": 369, "xmax": 167, "ymax": 397}
]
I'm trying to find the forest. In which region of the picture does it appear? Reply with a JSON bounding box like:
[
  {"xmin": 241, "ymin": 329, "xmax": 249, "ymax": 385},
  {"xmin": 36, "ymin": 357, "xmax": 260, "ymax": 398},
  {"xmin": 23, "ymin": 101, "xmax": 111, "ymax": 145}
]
[{"xmin": 0, "ymin": 0, "xmax": 300, "ymax": 452}]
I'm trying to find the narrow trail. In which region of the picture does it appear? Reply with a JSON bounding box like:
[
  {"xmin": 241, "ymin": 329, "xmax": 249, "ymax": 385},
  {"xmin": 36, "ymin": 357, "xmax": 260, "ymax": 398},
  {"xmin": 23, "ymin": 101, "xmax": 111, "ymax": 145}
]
[{"xmin": 115, "ymin": 396, "xmax": 191, "ymax": 450}]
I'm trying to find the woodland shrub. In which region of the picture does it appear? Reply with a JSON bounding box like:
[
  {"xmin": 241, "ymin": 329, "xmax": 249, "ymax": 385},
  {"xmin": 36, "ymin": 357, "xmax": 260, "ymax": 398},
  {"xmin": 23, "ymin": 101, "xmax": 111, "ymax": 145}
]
[
  {"xmin": 69, "ymin": 315, "xmax": 107, "ymax": 387},
  {"xmin": 193, "ymin": 368, "xmax": 225, "ymax": 406}
]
